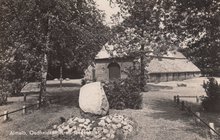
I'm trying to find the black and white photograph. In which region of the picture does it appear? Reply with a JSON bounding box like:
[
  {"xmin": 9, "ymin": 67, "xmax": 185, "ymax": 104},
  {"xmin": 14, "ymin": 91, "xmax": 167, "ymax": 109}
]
[{"xmin": 0, "ymin": 0, "xmax": 220, "ymax": 139}]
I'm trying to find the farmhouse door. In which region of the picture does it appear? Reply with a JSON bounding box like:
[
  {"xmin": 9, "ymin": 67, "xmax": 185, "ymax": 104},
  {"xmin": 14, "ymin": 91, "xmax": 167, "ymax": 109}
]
[{"xmin": 108, "ymin": 63, "xmax": 121, "ymax": 80}]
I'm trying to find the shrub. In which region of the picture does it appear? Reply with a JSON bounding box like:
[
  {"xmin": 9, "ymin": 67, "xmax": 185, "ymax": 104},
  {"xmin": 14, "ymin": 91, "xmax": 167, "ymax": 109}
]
[
  {"xmin": 103, "ymin": 68, "xmax": 143, "ymax": 110},
  {"xmin": 0, "ymin": 93, "xmax": 8, "ymax": 105},
  {"xmin": 81, "ymin": 78, "xmax": 96, "ymax": 86},
  {"xmin": 201, "ymin": 77, "xmax": 220, "ymax": 112},
  {"xmin": 11, "ymin": 79, "xmax": 26, "ymax": 96},
  {"xmin": 0, "ymin": 79, "xmax": 11, "ymax": 105},
  {"xmin": 81, "ymin": 79, "xmax": 87, "ymax": 86}
]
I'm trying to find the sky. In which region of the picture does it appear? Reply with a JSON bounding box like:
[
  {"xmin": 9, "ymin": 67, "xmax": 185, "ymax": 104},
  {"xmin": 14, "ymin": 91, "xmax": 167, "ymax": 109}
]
[{"xmin": 95, "ymin": 0, "xmax": 120, "ymax": 26}]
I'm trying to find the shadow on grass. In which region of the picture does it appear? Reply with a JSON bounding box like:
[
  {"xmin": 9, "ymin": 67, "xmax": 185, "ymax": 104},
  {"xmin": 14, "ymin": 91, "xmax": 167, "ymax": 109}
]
[
  {"xmin": 46, "ymin": 83, "xmax": 81, "ymax": 88},
  {"xmin": 46, "ymin": 89, "xmax": 80, "ymax": 108},
  {"xmin": 3, "ymin": 101, "xmax": 14, "ymax": 106},
  {"xmin": 144, "ymin": 98, "xmax": 215, "ymax": 139},
  {"xmin": 146, "ymin": 84, "xmax": 173, "ymax": 91},
  {"xmin": 145, "ymin": 98, "xmax": 190, "ymax": 121}
]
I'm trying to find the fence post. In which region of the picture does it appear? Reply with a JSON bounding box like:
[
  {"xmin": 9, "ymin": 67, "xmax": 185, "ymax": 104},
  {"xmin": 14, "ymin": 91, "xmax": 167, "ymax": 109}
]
[
  {"xmin": 195, "ymin": 112, "xmax": 200, "ymax": 124},
  {"xmin": 3, "ymin": 110, "xmax": 8, "ymax": 121},
  {"xmin": 37, "ymin": 101, "xmax": 40, "ymax": 109},
  {"xmin": 209, "ymin": 123, "xmax": 216, "ymax": 136},
  {"xmin": 196, "ymin": 96, "xmax": 200, "ymax": 103},
  {"xmin": 174, "ymin": 96, "xmax": 176, "ymax": 103},
  {"xmin": 177, "ymin": 95, "xmax": 180, "ymax": 105},
  {"xmin": 187, "ymin": 106, "xmax": 192, "ymax": 114},
  {"xmin": 22, "ymin": 106, "xmax": 26, "ymax": 114},
  {"xmin": 49, "ymin": 98, "xmax": 52, "ymax": 104},
  {"xmin": 181, "ymin": 101, "xmax": 185, "ymax": 111},
  {"xmin": 5, "ymin": 95, "xmax": 8, "ymax": 102},
  {"xmin": 24, "ymin": 93, "xmax": 26, "ymax": 102}
]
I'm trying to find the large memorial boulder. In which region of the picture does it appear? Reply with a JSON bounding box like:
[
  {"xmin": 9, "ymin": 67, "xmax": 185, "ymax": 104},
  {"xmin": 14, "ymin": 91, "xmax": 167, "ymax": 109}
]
[{"xmin": 79, "ymin": 82, "xmax": 109, "ymax": 116}]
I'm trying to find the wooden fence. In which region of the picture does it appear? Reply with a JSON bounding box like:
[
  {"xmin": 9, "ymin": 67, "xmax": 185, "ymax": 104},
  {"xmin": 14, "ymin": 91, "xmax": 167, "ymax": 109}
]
[
  {"xmin": 0, "ymin": 96, "xmax": 69, "ymax": 122},
  {"xmin": 174, "ymin": 95, "xmax": 200, "ymax": 103},
  {"xmin": 174, "ymin": 95, "xmax": 220, "ymax": 138}
]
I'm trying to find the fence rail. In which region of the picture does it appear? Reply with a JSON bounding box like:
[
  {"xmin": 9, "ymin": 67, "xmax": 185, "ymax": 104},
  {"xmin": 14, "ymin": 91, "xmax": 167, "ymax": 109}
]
[
  {"xmin": 174, "ymin": 95, "xmax": 220, "ymax": 138},
  {"xmin": 178, "ymin": 96, "xmax": 198, "ymax": 98},
  {"xmin": 174, "ymin": 95, "xmax": 200, "ymax": 103},
  {"xmin": 0, "ymin": 96, "xmax": 69, "ymax": 121}
]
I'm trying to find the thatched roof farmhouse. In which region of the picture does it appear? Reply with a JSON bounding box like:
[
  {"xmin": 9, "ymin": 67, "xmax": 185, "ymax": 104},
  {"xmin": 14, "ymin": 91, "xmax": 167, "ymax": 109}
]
[{"xmin": 84, "ymin": 46, "xmax": 201, "ymax": 82}]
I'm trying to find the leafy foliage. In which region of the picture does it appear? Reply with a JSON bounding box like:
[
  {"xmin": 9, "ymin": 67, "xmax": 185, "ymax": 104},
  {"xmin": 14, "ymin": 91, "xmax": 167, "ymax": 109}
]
[
  {"xmin": 0, "ymin": 0, "xmax": 109, "ymax": 96},
  {"xmin": 103, "ymin": 68, "xmax": 143, "ymax": 109},
  {"xmin": 81, "ymin": 79, "xmax": 87, "ymax": 86},
  {"xmin": 0, "ymin": 79, "xmax": 11, "ymax": 105},
  {"xmin": 10, "ymin": 45, "xmax": 41, "ymax": 96},
  {"xmin": 109, "ymin": 0, "xmax": 220, "ymax": 86},
  {"xmin": 108, "ymin": 0, "xmax": 183, "ymax": 90},
  {"xmin": 202, "ymin": 77, "xmax": 220, "ymax": 112},
  {"xmin": 110, "ymin": 0, "xmax": 180, "ymax": 54},
  {"xmin": 176, "ymin": 0, "xmax": 220, "ymax": 76}
]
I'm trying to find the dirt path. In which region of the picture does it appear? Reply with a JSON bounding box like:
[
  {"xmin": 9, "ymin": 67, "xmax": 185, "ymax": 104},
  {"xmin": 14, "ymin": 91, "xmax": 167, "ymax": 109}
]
[{"xmin": 112, "ymin": 77, "xmax": 213, "ymax": 140}]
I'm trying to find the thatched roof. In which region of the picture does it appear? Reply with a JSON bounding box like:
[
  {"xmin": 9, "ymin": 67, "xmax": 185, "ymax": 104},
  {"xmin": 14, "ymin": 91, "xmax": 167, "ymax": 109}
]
[
  {"xmin": 96, "ymin": 44, "xmax": 139, "ymax": 60},
  {"xmin": 95, "ymin": 46, "xmax": 200, "ymax": 73},
  {"xmin": 147, "ymin": 55, "xmax": 200, "ymax": 74},
  {"xmin": 95, "ymin": 45, "xmax": 124, "ymax": 59}
]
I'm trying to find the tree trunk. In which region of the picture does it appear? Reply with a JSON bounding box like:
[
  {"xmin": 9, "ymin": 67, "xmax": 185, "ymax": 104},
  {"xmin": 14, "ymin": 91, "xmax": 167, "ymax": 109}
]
[
  {"xmin": 39, "ymin": 13, "xmax": 50, "ymax": 105},
  {"xmin": 39, "ymin": 53, "xmax": 48, "ymax": 104},
  {"xmin": 140, "ymin": 44, "xmax": 145, "ymax": 92},
  {"xmin": 140, "ymin": 0, "xmax": 146, "ymax": 92},
  {"xmin": 59, "ymin": 65, "xmax": 63, "ymax": 89}
]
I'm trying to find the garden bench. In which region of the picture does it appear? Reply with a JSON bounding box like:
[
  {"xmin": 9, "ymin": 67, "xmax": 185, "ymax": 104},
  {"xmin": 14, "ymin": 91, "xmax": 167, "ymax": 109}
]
[{"xmin": 21, "ymin": 82, "xmax": 41, "ymax": 101}]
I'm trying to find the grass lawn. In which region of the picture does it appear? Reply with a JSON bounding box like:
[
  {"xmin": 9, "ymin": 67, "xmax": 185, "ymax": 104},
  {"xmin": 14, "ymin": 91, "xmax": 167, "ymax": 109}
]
[
  {"xmin": 0, "ymin": 77, "xmax": 219, "ymax": 140},
  {"xmin": 0, "ymin": 79, "xmax": 82, "ymax": 140}
]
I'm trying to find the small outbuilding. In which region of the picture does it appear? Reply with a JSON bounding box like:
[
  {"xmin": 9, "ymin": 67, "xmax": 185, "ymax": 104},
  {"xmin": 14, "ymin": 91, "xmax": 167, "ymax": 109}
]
[{"xmin": 84, "ymin": 47, "xmax": 201, "ymax": 83}]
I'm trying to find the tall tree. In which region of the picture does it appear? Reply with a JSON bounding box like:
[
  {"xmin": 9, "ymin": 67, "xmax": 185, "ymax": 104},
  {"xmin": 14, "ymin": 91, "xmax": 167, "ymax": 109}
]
[
  {"xmin": 0, "ymin": 0, "xmax": 109, "ymax": 101},
  {"xmin": 109, "ymin": 0, "xmax": 220, "ymax": 89},
  {"xmin": 109, "ymin": 0, "xmax": 179, "ymax": 91},
  {"xmin": 174, "ymin": 0, "xmax": 220, "ymax": 76}
]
